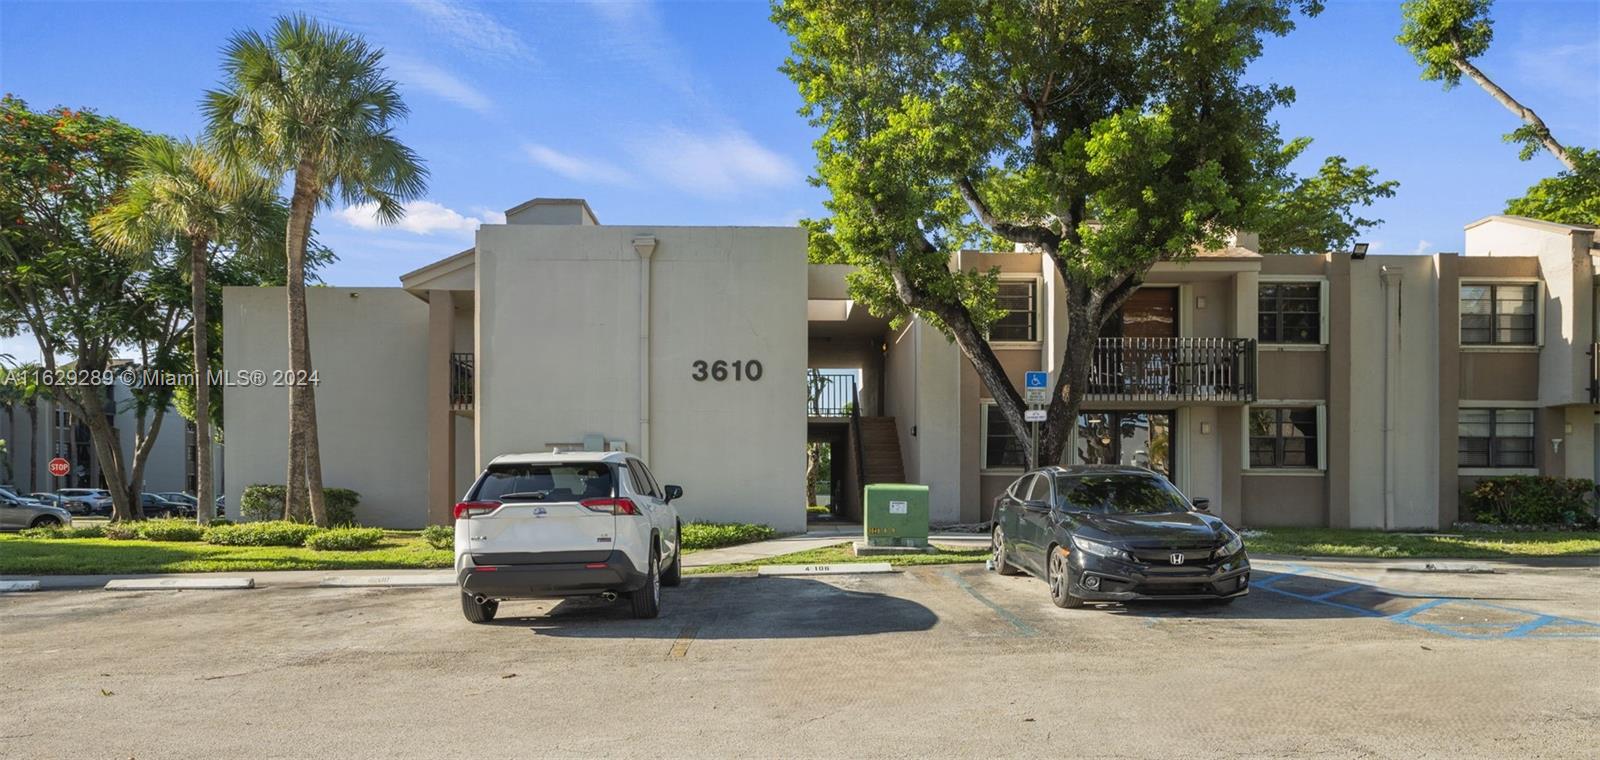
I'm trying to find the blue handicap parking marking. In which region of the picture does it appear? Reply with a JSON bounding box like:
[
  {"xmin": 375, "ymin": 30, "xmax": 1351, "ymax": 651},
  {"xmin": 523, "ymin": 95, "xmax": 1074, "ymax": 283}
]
[{"xmin": 1250, "ymin": 564, "xmax": 1600, "ymax": 640}]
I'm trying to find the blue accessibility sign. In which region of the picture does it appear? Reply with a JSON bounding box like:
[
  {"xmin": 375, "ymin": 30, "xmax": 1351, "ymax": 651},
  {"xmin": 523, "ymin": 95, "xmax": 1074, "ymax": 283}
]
[{"xmin": 1025, "ymin": 371, "xmax": 1048, "ymax": 389}]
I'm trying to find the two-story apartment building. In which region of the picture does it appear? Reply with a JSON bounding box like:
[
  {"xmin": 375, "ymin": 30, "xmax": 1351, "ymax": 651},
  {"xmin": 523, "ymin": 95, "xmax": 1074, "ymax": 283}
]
[{"xmin": 220, "ymin": 198, "xmax": 1597, "ymax": 531}]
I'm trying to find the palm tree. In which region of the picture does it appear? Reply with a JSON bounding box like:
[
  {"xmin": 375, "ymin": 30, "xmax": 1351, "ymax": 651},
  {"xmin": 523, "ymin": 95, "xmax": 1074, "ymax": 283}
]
[
  {"xmin": 94, "ymin": 137, "xmax": 284, "ymax": 524},
  {"xmin": 203, "ymin": 14, "xmax": 427, "ymax": 526}
]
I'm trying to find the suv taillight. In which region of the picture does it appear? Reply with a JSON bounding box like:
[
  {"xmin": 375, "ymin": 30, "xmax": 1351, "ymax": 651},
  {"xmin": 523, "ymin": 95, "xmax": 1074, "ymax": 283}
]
[
  {"xmin": 453, "ymin": 500, "xmax": 500, "ymax": 519},
  {"xmin": 580, "ymin": 497, "xmax": 640, "ymax": 515}
]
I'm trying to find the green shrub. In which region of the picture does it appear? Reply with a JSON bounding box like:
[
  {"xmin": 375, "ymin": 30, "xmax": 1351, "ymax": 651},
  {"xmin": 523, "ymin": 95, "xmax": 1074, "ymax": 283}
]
[
  {"xmin": 421, "ymin": 524, "xmax": 454, "ymax": 550},
  {"xmin": 1465, "ymin": 476, "xmax": 1599, "ymax": 527},
  {"xmin": 303, "ymin": 527, "xmax": 385, "ymax": 551},
  {"xmin": 681, "ymin": 521, "xmax": 777, "ymax": 551},
  {"xmin": 203, "ymin": 520, "xmax": 322, "ymax": 547},
  {"xmin": 240, "ymin": 484, "xmax": 361, "ymax": 525},
  {"xmin": 18, "ymin": 524, "xmax": 106, "ymax": 539},
  {"xmin": 103, "ymin": 522, "xmax": 141, "ymax": 540},
  {"xmin": 806, "ymin": 505, "xmax": 831, "ymax": 516},
  {"xmin": 135, "ymin": 519, "xmax": 205, "ymax": 542}
]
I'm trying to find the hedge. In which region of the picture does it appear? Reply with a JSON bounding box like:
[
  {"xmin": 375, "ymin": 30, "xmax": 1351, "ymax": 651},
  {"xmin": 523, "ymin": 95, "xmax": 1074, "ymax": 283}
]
[
  {"xmin": 17, "ymin": 525, "xmax": 106, "ymax": 539},
  {"xmin": 1464, "ymin": 476, "xmax": 1599, "ymax": 527},
  {"xmin": 421, "ymin": 524, "xmax": 454, "ymax": 550},
  {"xmin": 681, "ymin": 521, "xmax": 777, "ymax": 551},
  {"xmin": 135, "ymin": 519, "xmax": 206, "ymax": 542},
  {"xmin": 303, "ymin": 527, "xmax": 386, "ymax": 551},
  {"xmin": 202, "ymin": 521, "xmax": 323, "ymax": 547},
  {"xmin": 240, "ymin": 484, "xmax": 360, "ymax": 525}
]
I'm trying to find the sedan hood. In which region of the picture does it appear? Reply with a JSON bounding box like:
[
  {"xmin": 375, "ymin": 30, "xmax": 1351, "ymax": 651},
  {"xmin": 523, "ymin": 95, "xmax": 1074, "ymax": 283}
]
[{"xmin": 1076, "ymin": 511, "xmax": 1226, "ymax": 545}]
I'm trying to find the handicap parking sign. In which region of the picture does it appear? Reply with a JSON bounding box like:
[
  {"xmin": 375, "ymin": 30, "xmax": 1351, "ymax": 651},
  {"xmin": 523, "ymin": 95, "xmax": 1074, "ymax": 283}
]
[{"xmin": 1025, "ymin": 371, "xmax": 1048, "ymax": 389}]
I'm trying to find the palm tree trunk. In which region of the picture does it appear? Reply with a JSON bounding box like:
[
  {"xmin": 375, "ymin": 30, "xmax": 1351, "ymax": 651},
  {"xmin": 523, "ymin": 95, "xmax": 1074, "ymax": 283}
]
[
  {"xmin": 190, "ymin": 237, "xmax": 214, "ymax": 525},
  {"xmin": 1451, "ymin": 43, "xmax": 1578, "ymax": 172},
  {"xmin": 285, "ymin": 162, "xmax": 327, "ymax": 526}
]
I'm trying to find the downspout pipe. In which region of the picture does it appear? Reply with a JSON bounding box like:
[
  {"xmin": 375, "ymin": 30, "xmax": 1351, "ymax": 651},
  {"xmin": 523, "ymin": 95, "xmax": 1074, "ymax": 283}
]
[
  {"xmin": 633, "ymin": 236, "xmax": 657, "ymax": 462},
  {"xmin": 1380, "ymin": 265, "xmax": 1403, "ymax": 531}
]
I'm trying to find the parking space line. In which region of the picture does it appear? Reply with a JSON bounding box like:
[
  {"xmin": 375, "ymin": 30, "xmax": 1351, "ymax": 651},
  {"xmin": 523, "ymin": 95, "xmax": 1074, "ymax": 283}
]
[
  {"xmin": 667, "ymin": 625, "xmax": 698, "ymax": 659},
  {"xmin": 941, "ymin": 570, "xmax": 1037, "ymax": 637}
]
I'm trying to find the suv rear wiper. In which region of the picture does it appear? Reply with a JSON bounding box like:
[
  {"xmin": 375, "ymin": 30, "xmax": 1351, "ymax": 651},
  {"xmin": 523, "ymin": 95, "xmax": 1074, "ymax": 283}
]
[{"xmin": 498, "ymin": 491, "xmax": 553, "ymax": 501}]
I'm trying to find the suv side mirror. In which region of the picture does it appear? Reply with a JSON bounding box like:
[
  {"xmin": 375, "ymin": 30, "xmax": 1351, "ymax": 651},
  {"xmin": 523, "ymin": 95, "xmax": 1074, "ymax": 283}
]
[
  {"xmin": 664, "ymin": 485, "xmax": 683, "ymax": 503},
  {"xmin": 1192, "ymin": 497, "xmax": 1211, "ymax": 512}
]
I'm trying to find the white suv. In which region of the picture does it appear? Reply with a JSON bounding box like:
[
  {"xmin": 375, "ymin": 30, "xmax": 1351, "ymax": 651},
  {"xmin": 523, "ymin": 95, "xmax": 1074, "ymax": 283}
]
[{"xmin": 453, "ymin": 451, "xmax": 683, "ymax": 623}]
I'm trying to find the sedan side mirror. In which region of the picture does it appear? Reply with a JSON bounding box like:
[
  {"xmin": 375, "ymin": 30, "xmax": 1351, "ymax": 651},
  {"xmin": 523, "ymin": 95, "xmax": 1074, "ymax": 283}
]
[
  {"xmin": 1022, "ymin": 499, "xmax": 1051, "ymax": 512},
  {"xmin": 1192, "ymin": 497, "xmax": 1211, "ymax": 512},
  {"xmin": 664, "ymin": 485, "xmax": 683, "ymax": 503}
]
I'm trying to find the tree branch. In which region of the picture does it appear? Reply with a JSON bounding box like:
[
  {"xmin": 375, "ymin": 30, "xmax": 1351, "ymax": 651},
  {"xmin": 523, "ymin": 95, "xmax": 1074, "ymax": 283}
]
[
  {"xmin": 958, "ymin": 176, "xmax": 1061, "ymax": 250},
  {"xmin": 1451, "ymin": 39, "xmax": 1578, "ymax": 172}
]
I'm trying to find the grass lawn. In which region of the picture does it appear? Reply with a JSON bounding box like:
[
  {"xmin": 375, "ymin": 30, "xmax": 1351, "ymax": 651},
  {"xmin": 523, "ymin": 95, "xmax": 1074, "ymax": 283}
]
[
  {"xmin": 1244, "ymin": 528, "xmax": 1600, "ymax": 559},
  {"xmin": 686, "ymin": 541, "xmax": 990, "ymax": 575},
  {"xmin": 0, "ymin": 534, "xmax": 451, "ymax": 575}
]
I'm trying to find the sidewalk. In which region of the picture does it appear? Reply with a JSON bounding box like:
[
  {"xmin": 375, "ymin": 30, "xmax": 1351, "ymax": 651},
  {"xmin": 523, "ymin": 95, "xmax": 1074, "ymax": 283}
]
[
  {"xmin": 0, "ymin": 567, "xmax": 453, "ymax": 591},
  {"xmin": 682, "ymin": 523, "xmax": 989, "ymax": 568}
]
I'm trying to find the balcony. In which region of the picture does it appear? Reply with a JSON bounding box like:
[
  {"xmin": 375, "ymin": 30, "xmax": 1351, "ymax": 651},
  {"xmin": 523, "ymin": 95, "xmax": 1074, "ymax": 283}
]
[
  {"xmin": 806, "ymin": 371, "xmax": 858, "ymax": 417},
  {"xmin": 1087, "ymin": 337, "xmax": 1257, "ymax": 403},
  {"xmin": 450, "ymin": 353, "xmax": 473, "ymax": 411}
]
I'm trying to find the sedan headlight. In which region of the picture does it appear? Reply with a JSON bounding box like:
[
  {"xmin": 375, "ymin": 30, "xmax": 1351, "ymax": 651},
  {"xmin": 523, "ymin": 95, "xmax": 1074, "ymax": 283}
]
[
  {"xmin": 1216, "ymin": 532, "xmax": 1244, "ymax": 558},
  {"xmin": 1071, "ymin": 534, "xmax": 1131, "ymax": 562}
]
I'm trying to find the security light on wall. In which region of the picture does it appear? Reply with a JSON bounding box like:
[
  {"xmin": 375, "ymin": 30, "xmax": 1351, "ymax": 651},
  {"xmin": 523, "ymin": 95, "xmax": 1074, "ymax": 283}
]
[{"xmin": 1351, "ymin": 243, "xmax": 1370, "ymax": 260}]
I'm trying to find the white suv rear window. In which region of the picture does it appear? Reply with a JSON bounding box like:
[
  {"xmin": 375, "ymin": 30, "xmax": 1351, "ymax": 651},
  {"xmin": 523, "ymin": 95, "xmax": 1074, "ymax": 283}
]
[{"xmin": 473, "ymin": 463, "xmax": 614, "ymax": 502}]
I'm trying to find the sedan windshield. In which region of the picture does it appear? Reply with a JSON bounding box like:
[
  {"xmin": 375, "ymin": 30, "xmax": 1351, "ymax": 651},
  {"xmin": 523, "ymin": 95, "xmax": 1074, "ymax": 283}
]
[
  {"xmin": 1054, "ymin": 474, "xmax": 1190, "ymax": 515},
  {"xmin": 473, "ymin": 463, "xmax": 614, "ymax": 502}
]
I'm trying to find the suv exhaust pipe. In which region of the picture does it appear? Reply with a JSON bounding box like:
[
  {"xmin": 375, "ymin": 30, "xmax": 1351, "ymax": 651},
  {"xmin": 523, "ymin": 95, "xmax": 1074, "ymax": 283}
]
[
  {"xmin": 473, "ymin": 594, "xmax": 489, "ymax": 605},
  {"xmin": 600, "ymin": 591, "xmax": 617, "ymax": 602}
]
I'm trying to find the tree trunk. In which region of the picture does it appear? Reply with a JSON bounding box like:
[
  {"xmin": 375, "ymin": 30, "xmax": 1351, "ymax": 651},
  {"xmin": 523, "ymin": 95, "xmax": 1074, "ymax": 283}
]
[
  {"xmin": 27, "ymin": 401, "xmax": 38, "ymax": 492},
  {"xmin": 805, "ymin": 443, "xmax": 820, "ymax": 507},
  {"xmin": 77, "ymin": 386, "xmax": 137, "ymax": 521},
  {"xmin": 190, "ymin": 238, "xmax": 214, "ymax": 525},
  {"xmin": 1038, "ymin": 300, "xmax": 1100, "ymax": 466},
  {"xmin": 4, "ymin": 405, "xmax": 13, "ymax": 485},
  {"xmin": 1452, "ymin": 52, "xmax": 1578, "ymax": 172},
  {"xmin": 285, "ymin": 161, "xmax": 328, "ymax": 527}
]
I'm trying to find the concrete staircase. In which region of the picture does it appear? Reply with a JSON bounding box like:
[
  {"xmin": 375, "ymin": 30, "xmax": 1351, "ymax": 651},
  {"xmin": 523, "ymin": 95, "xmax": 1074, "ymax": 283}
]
[{"xmin": 856, "ymin": 416, "xmax": 906, "ymax": 484}]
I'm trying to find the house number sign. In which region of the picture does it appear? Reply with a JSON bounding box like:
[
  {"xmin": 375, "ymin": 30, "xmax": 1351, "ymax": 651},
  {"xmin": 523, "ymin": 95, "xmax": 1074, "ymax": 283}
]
[{"xmin": 692, "ymin": 359, "xmax": 764, "ymax": 382}]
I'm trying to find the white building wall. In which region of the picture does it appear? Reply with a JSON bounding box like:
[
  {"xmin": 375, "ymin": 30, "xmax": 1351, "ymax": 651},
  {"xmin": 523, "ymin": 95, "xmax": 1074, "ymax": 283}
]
[
  {"xmin": 223, "ymin": 287, "xmax": 431, "ymax": 527},
  {"xmin": 474, "ymin": 224, "xmax": 807, "ymax": 534}
]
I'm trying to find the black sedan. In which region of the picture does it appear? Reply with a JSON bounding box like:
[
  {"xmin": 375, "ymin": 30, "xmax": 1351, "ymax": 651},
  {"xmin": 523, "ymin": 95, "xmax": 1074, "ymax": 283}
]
[{"xmin": 990, "ymin": 465, "xmax": 1249, "ymax": 608}]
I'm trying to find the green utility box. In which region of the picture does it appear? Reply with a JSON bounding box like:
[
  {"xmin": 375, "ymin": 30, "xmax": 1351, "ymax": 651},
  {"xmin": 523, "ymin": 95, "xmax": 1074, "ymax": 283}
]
[{"xmin": 863, "ymin": 483, "xmax": 930, "ymax": 548}]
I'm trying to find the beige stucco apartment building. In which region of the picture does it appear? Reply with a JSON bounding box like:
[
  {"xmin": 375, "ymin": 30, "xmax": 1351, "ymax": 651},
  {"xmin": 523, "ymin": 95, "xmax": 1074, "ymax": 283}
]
[{"xmin": 221, "ymin": 199, "xmax": 1599, "ymax": 531}]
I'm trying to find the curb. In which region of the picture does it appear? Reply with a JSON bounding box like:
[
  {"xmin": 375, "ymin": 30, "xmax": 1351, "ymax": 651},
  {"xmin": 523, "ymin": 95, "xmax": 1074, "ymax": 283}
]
[
  {"xmin": 320, "ymin": 574, "xmax": 454, "ymax": 588},
  {"xmin": 104, "ymin": 577, "xmax": 255, "ymax": 591},
  {"xmin": 0, "ymin": 580, "xmax": 41, "ymax": 592}
]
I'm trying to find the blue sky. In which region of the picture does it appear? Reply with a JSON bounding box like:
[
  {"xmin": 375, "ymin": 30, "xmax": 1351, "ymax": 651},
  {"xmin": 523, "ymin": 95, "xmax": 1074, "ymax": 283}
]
[{"xmin": 1, "ymin": 0, "xmax": 1596, "ymax": 292}]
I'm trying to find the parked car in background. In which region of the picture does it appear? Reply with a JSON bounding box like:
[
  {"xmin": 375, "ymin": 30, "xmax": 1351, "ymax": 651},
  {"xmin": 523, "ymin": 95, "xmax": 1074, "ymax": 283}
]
[
  {"xmin": 453, "ymin": 451, "xmax": 684, "ymax": 623},
  {"xmin": 1, "ymin": 489, "xmax": 72, "ymax": 530},
  {"xmin": 140, "ymin": 492, "xmax": 191, "ymax": 518},
  {"xmin": 1, "ymin": 485, "xmax": 47, "ymax": 508},
  {"xmin": 991, "ymin": 465, "xmax": 1250, "ymax": 608},
  {"xmin": 155, "ymin": 492, "xmax": 197, "ymax": 508},
  {"xmin": 56, "ymin": 488, "xmax": 113, "ymax": 516},
  {"xmin": 30, "ymin": 492, "xmax": 68, "ymax": 509}
]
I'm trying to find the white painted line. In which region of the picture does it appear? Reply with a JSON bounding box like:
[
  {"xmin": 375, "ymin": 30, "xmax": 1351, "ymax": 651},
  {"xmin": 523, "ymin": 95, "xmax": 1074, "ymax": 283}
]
[
  {"xmin": 320, "ymin": 574, "xmax": 455, "ymax": 588},
  {"xmin": 757, "ymin": 563, "xmax": 895, "ymax": 576},
  {"xmin": 104, "ymin": 577, "xmax": 254, "ymax": 591},
  {"xmin": 0, "ymin": 580, "xmax": 41, "ymax": 592}
]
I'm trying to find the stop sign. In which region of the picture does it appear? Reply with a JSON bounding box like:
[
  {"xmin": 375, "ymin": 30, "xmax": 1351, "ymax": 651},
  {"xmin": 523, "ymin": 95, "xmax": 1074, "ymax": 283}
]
[{"xmin": 48, "ymin": 457, "xmax": 70, "ymax": 477}]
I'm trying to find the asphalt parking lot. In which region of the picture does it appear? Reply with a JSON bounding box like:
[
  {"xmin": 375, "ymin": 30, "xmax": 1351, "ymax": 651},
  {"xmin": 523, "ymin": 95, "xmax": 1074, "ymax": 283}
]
[{"xmin": 3, "ymin": 558, "xmax": 1597, "ymax": 759}]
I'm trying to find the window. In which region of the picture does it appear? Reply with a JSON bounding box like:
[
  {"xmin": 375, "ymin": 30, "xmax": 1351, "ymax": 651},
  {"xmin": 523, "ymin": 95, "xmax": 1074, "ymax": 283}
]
[
  {"xmin": 1053, "ymin": 474, "xmax": 1189, "ymax": 515},
  {"xmin": 984, "ymin": 405, "xmax": 1028, "ymax": 470},
  {"xmin": 1248, "ymin": 407, "xmax": 1319, "ymax": 468},
  {"xmin": 1458, "ymin": 408, "xmax": 1535, "ymax": 468},
  {"xmin": 991, "ymin": 280, "xmax": 1037, "ymax": 342},
  {"xmin": 625, "ymin": 459, "xmax": 660, "ymax": 498},
  {"xmin": 471, "ymin": 463, "xmax": 614, "ymax": 502},
  {"xmin": 1024, "ymin": 474, "xmax": 1051, "ymax": 503},
  {"xmin": 1258, "ymin": 282, "xmax": 1322, "ymax": 343},
  {"xmin": 1461, "ymin": 283, "xmax": 1536, "ymax": 345}
]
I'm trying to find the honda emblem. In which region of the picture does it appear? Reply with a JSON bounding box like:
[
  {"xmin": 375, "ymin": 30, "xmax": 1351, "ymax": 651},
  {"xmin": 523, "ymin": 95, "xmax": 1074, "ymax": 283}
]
[{"xmin": 1169, "ymin": 552, "xmax": 1185, "ymax": 565}]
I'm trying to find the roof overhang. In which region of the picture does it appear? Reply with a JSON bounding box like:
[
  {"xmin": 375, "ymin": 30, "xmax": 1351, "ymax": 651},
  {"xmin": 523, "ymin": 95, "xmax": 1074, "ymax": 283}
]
[{"xmin": 400, "ymin": 248, "xmax": 476, "ymax": 295}]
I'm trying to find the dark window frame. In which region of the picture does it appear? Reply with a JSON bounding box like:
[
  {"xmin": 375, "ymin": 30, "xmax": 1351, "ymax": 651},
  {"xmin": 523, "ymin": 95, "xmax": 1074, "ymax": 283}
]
[
  {"xmin": 1248, "ymin": 407, "xmax": 1320, "ymax": 469},
  {"xmin": 1258, "ymin": 281, "xmax": 1322, "ymax": 344},
  {"xmin": 984, "ymin": 404, "xmax": 1029, "ymax": 471},
  {"xmin": 990, "ymin": 279, "xmax": 1038, "ymax": 342},
  {"xmin": 1460, "ymin": 283, "xmax": 1537, "ymax": 346},
  {"xmin": 1457, "ymin": 408, "xmax": 1536, "ymax": 468}
]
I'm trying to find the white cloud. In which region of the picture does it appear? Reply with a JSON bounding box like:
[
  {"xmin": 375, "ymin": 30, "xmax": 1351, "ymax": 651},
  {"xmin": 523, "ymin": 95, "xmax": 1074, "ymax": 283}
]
[
  {"xmin": 1411, "ymin": 239, "xmax": 1433, "ymax": 255},
  {"xmin": 627, "ymin": 128, "xmax": 801, "ymax": 197},
  {"xmin": 402, "ymin": 0, "xmax": 534, "ymax": 62},
  {"xmin": 522, "ymin": 143, "xmax": 636, "ymax": 185},
  {"xmin": 335, "ymin": 200, "xmax": 499, "ymax": 237},
  {"xmin": 389, "ymin": 58, "xmax": 494, "ymax": 116}
]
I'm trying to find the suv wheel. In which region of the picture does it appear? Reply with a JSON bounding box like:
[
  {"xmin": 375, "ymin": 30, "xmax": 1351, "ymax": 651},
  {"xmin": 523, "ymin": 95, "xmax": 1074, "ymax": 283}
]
[
  {"xmin": 661, "ymin": 525, "xmax": 683, "ymax": 588},
  {"xmin": 29, "ymin": 516, "xmax": 62, "ymax": 529},
  {"xmin": 1048, "ymin": 547, "xmax": 1085, "ymax": 609},
  {"xmin": 460, "ymin": 592, "xmax": 498, "ymax": 623},
  {"xmin": 630, "ymin": 551, "xmax": 661, "ymax": 619}
]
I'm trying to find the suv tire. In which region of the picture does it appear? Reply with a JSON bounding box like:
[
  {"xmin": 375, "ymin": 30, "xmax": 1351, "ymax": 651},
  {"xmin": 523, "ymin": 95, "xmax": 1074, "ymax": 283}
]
[
  {"xmin": 461, "ymin": 592, "xmax": 498, "ymax": 623},
  {"xmin": 661, "ymin": 525, "xmax": 683, "ymax": 588},
  {"xmin": 29, "ymin": 516, "xmax": 61, "ymax": 529},
  {"xmin": 630, "ymin": 551, "xmax": 661, "ymax": 619}
]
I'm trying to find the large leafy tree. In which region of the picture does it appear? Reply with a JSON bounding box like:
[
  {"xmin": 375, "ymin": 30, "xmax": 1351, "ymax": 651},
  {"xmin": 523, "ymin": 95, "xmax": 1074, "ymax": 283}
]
[
  {"xmin": 205, "ymin": 14, "xmax": 428, "ymax": 526},
  {"xmin": 1399, "ymin": 0, "xmax": 1598, "ymax": 225},
  {"xmin": 94, "ymin": 137, "xmax": 286, "ymax": 524},
  {"xmin": 0, "ymin": 96, "xmax": 189, "ymax": 520},
  {"xmin": 775, "ymin": 0, "xmax": 1392, "ymax": 468}
]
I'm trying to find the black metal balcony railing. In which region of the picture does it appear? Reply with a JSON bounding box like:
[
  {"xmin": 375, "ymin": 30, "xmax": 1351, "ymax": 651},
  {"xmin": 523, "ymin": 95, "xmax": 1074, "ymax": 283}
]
[
  {"xmin": 450, "ymin": 353, "xmax": 473, "ymax": 410},
  {"xmin": 806, "ymin": 371, "xmax": 859, "ymax": 417},
  {"xmin": 1088, "ymin": 337, "xmax": 1257, "ymax": 402}
]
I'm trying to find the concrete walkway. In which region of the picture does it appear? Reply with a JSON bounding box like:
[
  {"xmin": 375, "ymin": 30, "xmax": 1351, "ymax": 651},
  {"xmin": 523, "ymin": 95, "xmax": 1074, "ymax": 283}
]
[
  {"xmin": 682, "ymin": 522, "xmax": 989, "ymax": 568},
  {"xmin": 0, "ymin": 567, "xmax": 454, "ymax": 591}
]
